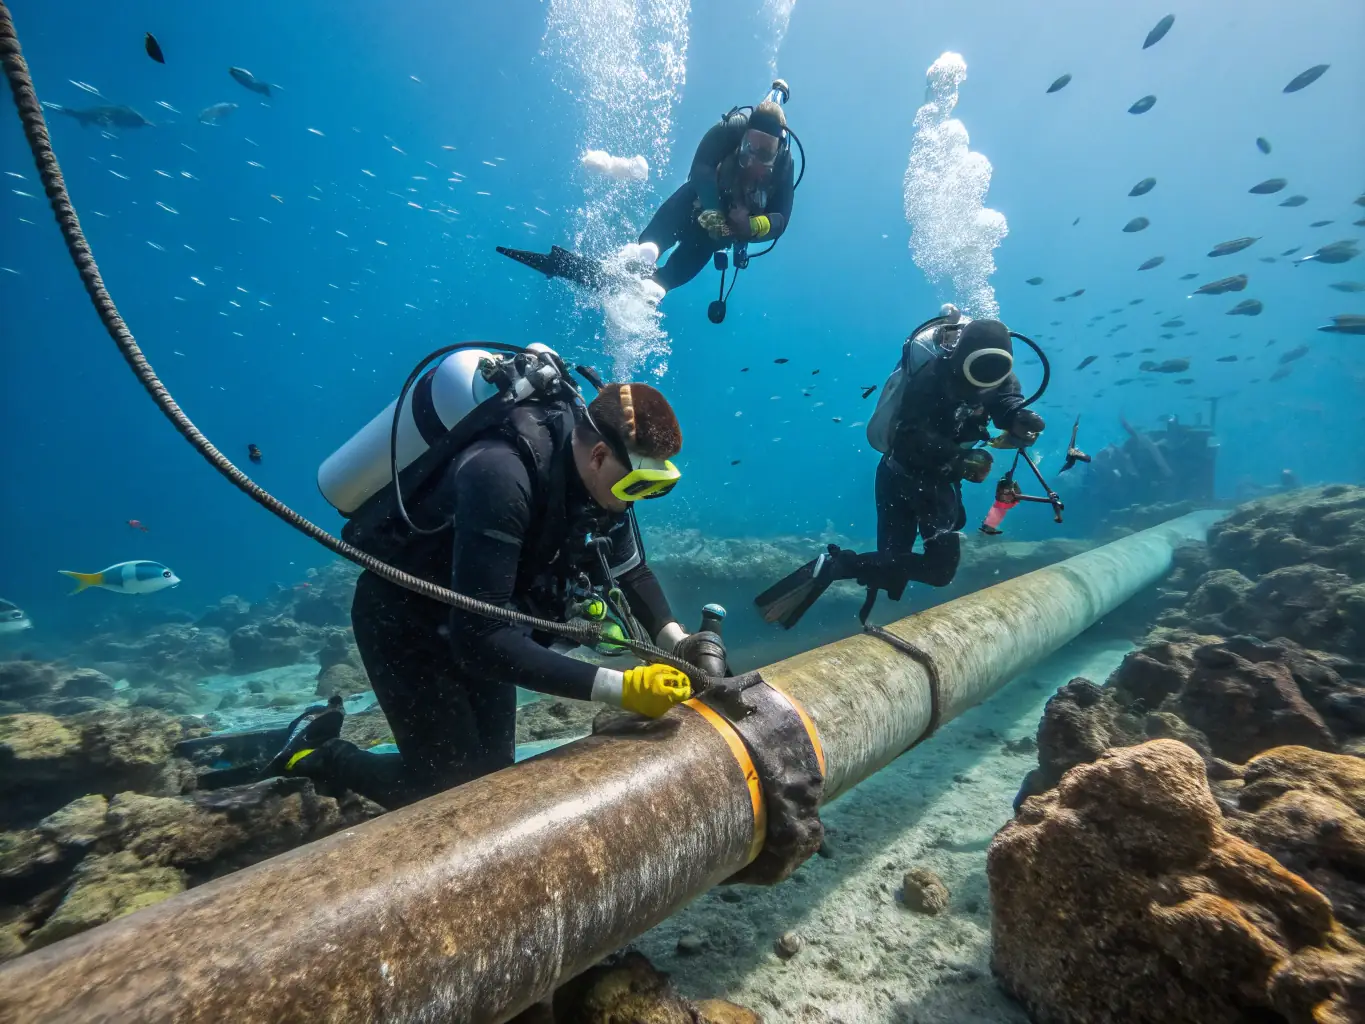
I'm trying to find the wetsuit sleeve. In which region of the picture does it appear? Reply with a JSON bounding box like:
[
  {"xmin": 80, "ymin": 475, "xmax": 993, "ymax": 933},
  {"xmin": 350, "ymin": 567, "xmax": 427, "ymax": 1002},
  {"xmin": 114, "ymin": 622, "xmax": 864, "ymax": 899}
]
[
  {"xmin": 895, "ymin": 422, "xmax": 965, "ymax": 471},
  {"xmin": 690, "ymin": 119, "xmax": 743, "ymax": 209},
  {"xmin": 759, "ymin": 156, "xmax": 795, "ymax": 240},
  {"xmin": 985, "ymin": 373, "xmax": 1028, "ymax": 429},
  {"xmin": 446, "ymin": 445, "xmax": 598, "ymax": 701}
]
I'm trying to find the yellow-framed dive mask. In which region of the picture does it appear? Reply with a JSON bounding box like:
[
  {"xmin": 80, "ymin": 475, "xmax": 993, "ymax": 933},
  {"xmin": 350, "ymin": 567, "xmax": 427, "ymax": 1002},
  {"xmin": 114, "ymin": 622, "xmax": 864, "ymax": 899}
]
[{"xmin": 611, "ymin": 454, "xmax": 681, "ymax": 501}]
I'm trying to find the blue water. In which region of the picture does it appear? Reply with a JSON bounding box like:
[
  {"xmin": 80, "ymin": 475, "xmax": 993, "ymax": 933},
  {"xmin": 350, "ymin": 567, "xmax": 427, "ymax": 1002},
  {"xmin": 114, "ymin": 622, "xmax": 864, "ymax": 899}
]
[{"xmin": 2, "ymin": 0, "xmax": 1363, "ymax": 640}]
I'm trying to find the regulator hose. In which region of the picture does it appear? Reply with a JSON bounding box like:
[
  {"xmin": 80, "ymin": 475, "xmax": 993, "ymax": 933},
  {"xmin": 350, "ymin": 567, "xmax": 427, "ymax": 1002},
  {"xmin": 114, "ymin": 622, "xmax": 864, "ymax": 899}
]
[{"xmin": 0, "ymin": 1, "xmax": 713, "ymax": 691}]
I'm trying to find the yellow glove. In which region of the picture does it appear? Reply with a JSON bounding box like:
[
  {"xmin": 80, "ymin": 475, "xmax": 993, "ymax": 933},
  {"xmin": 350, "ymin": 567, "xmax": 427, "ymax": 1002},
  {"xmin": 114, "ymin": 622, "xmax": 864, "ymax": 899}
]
[{"xmin": 621, "ymin": 664, "xmax": 692, "ymax": 718}]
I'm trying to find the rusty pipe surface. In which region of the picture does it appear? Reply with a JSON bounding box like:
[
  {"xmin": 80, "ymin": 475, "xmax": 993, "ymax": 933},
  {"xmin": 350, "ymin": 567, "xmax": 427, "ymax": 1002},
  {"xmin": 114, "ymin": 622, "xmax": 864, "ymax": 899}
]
[{"xmin": 0, "ymin": 511, "xmax": 1219, "ymax": 1023}]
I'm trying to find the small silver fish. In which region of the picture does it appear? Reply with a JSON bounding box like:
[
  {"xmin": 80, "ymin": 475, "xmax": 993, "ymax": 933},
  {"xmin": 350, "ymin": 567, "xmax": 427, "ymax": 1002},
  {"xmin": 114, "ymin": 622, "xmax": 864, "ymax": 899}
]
[{"xmin": 198, "ymin": 102, "xmax": 239, "ymax": 124}]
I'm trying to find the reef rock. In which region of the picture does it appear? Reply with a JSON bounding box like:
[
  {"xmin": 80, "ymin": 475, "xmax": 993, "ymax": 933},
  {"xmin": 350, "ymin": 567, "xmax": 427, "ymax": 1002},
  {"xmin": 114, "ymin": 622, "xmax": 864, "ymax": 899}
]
[
  {"xmin": 77, "ymin": 623, "xmax": 231, "ymax": 689},
  {"xmin": 314, "ymin": 631, "xmax": 369, "ymax": 698},
  {"xmin": 228, "ymin": 616, "xmax": 315, "ymax": 674},
  {"xmin": 194, "ymin": 595, "xmax": 252, "ymax": 633},
  {"xmin": 549, "ymin": 951, "xmax": 761, "ymax": 1024},
  {"xmin": 0, "ymin": 708, "xmax": 200, "ymax": 827},
  {"xmin": 990, "ymin": 740, "xmax": 1365, "ymax": 1024},
  {"xmin": 1210, "ymin": 484, "xmax": 1365, "ymax": 578},
  {"xmin": 901, "ymin": 866, "xmax": 950, "ymax": 915},
  {"xmin": 24, "ymin": 851, "xmax": 185, "ymax": 950},
  {"xmin": 0, "ymin": 661, "xmax": 59, "ymax": 703},
  {"xmin": 516, "ymin": 696, "xmax": 598, "ymax": 744}
]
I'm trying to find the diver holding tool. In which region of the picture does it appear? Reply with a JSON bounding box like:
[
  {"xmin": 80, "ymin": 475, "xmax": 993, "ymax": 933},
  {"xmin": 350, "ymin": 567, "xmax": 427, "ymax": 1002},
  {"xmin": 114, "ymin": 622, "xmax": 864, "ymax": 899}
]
[
  {"xmin": 755, "ymin": 307, "xmax": 1053, "ymax": 629},
  {"xmin": 497, "ymin": 80, "xmax": 804, "ymax": 323}
]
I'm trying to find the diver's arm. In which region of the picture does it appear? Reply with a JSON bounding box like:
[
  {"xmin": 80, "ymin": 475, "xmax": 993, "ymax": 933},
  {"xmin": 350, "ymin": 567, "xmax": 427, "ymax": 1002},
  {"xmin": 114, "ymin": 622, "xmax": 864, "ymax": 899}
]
[
  {"xmin": 985, "ymin": 373, "xmax": 1028, "ymax": 429},
  {"xmin": 752, "ymin": 159, "xmax": 795, "ymax": 241},
  {"xmin": 446, "ymin": 447, "xmax": 598, "ymax": 701},
  {"xmin": 690, "ymin": 119, "xmax": 742, "ymax": 209}
]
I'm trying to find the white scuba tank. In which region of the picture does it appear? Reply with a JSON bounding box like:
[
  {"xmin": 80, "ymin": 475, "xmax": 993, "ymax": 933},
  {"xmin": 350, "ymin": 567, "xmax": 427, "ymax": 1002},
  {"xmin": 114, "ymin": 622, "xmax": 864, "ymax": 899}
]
[
  {"xmin": 318, "ymin": 347, "xmax": 502, "ymax": 515},
  {"xmin": 867, "ymin": 306, "xmax": 971, "ymax": 454}
]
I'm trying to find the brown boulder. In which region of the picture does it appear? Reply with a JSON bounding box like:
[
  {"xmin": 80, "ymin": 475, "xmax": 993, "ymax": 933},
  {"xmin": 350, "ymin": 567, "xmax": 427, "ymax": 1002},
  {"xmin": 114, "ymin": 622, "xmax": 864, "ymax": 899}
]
[
  {"xmin": 550, "ymin": 951, "xmax": 759, "ymax": 1023},
  {"xmin": 24, "ymin": 851, "xmax": 185, "ymax": 950},
  {"xmin": 990, "ymin": 740, "xmax": 1365, "ymax": 1024}
]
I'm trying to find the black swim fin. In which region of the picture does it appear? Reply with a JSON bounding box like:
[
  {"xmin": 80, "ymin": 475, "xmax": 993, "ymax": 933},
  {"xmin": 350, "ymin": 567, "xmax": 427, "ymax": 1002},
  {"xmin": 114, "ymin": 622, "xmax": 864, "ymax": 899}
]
[
  {"xmin": 754, "ymin": 546, "xmax": 845, "ymax": 630},
  {"xmin": 259, "ymin": 695, "xmax": 345, "ymax": 780},
  {"xmin": 497, "ymin": 244, "xmax": 609, "ymax": 291}
]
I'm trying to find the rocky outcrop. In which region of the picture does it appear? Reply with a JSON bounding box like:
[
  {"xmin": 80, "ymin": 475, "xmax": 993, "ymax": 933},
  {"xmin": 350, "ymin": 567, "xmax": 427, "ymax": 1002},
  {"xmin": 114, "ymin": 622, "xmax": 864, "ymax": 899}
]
[
  {"xmin": 990, "ymin": 740, "xmax": 1365, "ymax": 1024},
  {"xmin": 0, "ymin": 777, "xmax": 383, "ymax": 961},
  {"xmin": 228, "ymin": 616, "xmax": 318, "ymax": 674},
  {"xmin": 1157, "ymin": 486, "xmax": 1365, "ymax": 657},
  {"xmin": 314, "ymin": 632, "xmax": 369, "ymax": 698},
  {"xmin": 545, "ymin": 952, "xmax": 761, "ymax": 1024},
  {"xmin": 0, "ymin": 708, "xmax": 202, "ymax": 828},
  {"xmin": 75, "ymin": 623, "xmax": 232, "ymax": 689},
  {"xmin": 0, "ymin": 661, "xmax": 119, "ymax": 718}
]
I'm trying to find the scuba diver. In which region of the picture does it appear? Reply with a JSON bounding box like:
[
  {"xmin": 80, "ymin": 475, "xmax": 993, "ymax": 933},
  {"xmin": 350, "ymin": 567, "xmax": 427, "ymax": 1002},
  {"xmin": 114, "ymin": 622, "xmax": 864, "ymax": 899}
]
[
  {"xmin": 497, "ymin": 81, "xmax": 801, "ymax": 322},
  {"xmin": 755, "ymin": 308, "xmax": 1047, "ymax": 629},
  {"xmin": 277, "ymin": 345, "xmax": 716, "ymax": 808}
]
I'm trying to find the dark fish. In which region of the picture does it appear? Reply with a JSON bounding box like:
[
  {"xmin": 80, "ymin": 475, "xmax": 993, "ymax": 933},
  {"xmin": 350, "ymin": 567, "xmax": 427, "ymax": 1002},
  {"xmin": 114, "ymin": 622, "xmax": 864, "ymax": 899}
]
[
  {"xmin": 1128, "ymin": 95, "xmax": 1157, "ymax": 115},
  {"xmin": 1356, "ymin": 194, "xmax": 1365, "ymax": 207},
  {"xmin": 1249, "ymin": 178, "xmax": 1287, "ymax": 195},
  {"xmin": 1295, "ymin": 240, "xmax": 1359, "ymax": 265},
  {"xmin": 1179, "ymin": 273, "xmax": 1198, "ymax": 280},
  {"xmin": 1267, "ymin": 339, "xmax": 1277, "ymax": 346},
  {"xmin": 1259, "ymin": 257, "xmax": 1278, "ymax": 264},
  {"xmin": 1025, "ymin": 276, "xmax": 1044, "ymax": 285},
  {"xmin": 1230, "ymin": 333, "xmax": 1241, "ymax": 339},
  {"xmin": 1076, "ymin": 355, "xmax": 1097, "ymax": 370},
  {"xmin": 1269, "ymin": 366, "xmax": 1292, "ymax": 381},
  {"xmin": 1160, "ymin": 333, "xmax": 1175, "ymax": 339},
  {"xmin": 811, "ymin": 369, "xmax": 820, "ymax": 375},
  {"xmin": 1123, "ymin": 217, "xmax": 1150, "ymax": 233},
  {"xmin": 1278, "ymin": 195, "xmax": 1308, "ymax": 207},
  {"xmin": 831, "ymin": 417, "xmax": 842, "ymax": 424},
  {"xmin": 1283, "ymin": 64, "xmax": 1329, "ymax": 93},
  {"xmin": 1328, "ymin": 281, "xmax": 1365, "ymax": 293},
  {"xmin": 1129, "ymin": 177, "xmax": 1157, "ymax": 197},
  {"xmin": 1281, "ymin": 247, "xmax": 1301, "ymax": 256},
  {"xmin": 1143, "ymin": 14, "xmax": 1175, "ymax": 48},
  {"xmin": 1138, "ymin": 256, "xmax": 1165, "ymax": 271},
  {"xmin": 1227, "ymin": 299, "xmax": 1263, "ymax": 316},
  {"xmin": 1192, "ymin": 274, "xmax": 1248, "ymax": 296},
  {"xmin": 247, "ymin": 443, "xmax": 263, "ymax": 464},
  {"xmin": 1142, "ymin": 358, "xmax": 1190, "ymax": 374},
  {"xmin": 1161, "ymin": 319, "xmax": 1186, "ymax": 328},
  {"xmin": 1355, "ymin": 219, "xmax": 1365, "ymax": 228},
  {"xmin": 1050, "ymin": 320, "xmax": 1062, "ymax": 326},
  {"xmin": 731, "ymin": 460, "xmax": 741, "ymax": 466},
  {"xmin": 861, "ymin": 385, "xmax": 878, "ymax": 399},
  {"xmin": 774, "ymin": 357, "xmax": 788, "ymax": 364},
  {"xmin": 1047, "ymin": 74, "xmax": 1072, "ymax": 93},
  {"xmin": 1318, "ymin": 314, "xmax": 1365, "ymax": 335},
  {"xmin": 1053, "ymin": 296, "xmax": 1067, "ymax": 302},
  {"xmin": 1208, "ymin": 237, "xmax": 1258, "ymax": 257},
  {"xmin": 144, "ymin": 32, "xmax": 165, "ymax": 64},
  {"xmin": 1070, "ymin": 288, "xmax": 1086, "ymax": 297},
  {"xmin": 229, "ymin": 66, "xmax": 273, "ymax": 97},
  {"xmin": 40, "ymin": 101, "xmax": 152, "ymax": 129},
  {"xmin": 1072, "ymin": 217, "xmax": 1081, "ymax": 226},
  {"xmin": 1216, "ymin": 355, "xmax": 1239, "ymax": 362},
  {"xmin": 1140, "ymin": 347, "xmax": 1156, "ymax": 353},
  {"xmin": 740, "ymin": 367, "xmax": 749, "ymax": 372},
  {"xmin": 1175, "ymin": 379, "xmax": 1194, "ymax": 385},
  {"xmin": 1116, "ymin": 378, "xmax": 1133, "ymax": 385},
  {"xmin": 1114, "ymin": 351, "xmax": 1133, "ymax": 358},
  {"xmin": 1279, "ymin": 344, "xmax": 1309, "ymax": 364},
  {"xmin": 1256, "ymin": 137, "xmax": 1271, "ymax": 154},
  {"xmin": 1130, "ymin": 299, "xmax": 1145, "ymax": 304},
  {"xmin": 1309, "ymin": 220, "xmax": 1333, "ymax": 228}
]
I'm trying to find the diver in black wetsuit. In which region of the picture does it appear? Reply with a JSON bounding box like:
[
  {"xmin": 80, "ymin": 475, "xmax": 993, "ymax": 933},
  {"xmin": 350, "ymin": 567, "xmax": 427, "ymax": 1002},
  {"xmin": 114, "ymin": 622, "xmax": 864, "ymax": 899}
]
[
  {"xmin": 280, "ymin": 384, "xmax": 706, "ymax": 808},
  {"xmin": 755, "ymin": 318, "xmax": 1046, "ymax": 628},
  {"xmin": 638, "ymin": 100, "xmax": 796, "ymax": 292}
]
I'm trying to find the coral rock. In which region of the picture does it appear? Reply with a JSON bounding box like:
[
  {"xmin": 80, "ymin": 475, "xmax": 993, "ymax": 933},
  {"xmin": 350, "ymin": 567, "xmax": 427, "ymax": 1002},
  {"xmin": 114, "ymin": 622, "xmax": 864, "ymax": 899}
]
[
  {"xmin": 25, "ymin": 851, "xmax": 185, "ymax": 950},
  {"xmin": 37, "ymin": 794, "xmax": 110, "ymax": 850},
  {"xmin": 552, "ymin": 951, "xmax": 700, "ymax": 1023},
  {"xmin": 0, "ymin": 662, "xmax": 59, "ymax": 703},
  {"xmin": 900, "ymin": 866, "xmax": 949, "ymax": 915},
  {"xmin": 228, "ymin": 617, "xmax": 314, "ymax": 674},
  {"xmin": 194, "ymin": 595, "xmax": 252, "ymax": 632},
  {"xmin": 990, "ymin": 740, "xmax": 1365, "ymax": 1024}
]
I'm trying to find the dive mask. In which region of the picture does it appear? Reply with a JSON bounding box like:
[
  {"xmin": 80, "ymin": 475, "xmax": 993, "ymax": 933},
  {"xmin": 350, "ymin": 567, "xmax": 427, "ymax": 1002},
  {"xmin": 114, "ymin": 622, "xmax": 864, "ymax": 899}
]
[
  {"xmin": 611, "ymin": 452, "xmax": 681, "ymax": 501},
  {"xmin": 739, "ymin": 128, "xmax": 781, "ymax": 170}
]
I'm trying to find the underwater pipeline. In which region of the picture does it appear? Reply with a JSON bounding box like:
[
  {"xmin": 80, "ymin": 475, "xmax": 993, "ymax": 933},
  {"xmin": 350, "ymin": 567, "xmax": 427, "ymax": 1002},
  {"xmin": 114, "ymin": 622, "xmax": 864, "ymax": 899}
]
[{"xmin": 0, "ymin": 510, "xmax": 1220, "ymax": 1023}]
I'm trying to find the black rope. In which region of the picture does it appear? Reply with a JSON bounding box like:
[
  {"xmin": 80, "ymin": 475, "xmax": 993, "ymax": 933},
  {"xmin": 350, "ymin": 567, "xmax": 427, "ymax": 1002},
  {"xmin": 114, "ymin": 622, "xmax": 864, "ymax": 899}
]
[
  {"xmin": 0, "ymin": 1, "xmax": 712, "ymax": 691},
  {"xmin": 862, "ymin": 625, "xmax": 943, "ymax": 745}
]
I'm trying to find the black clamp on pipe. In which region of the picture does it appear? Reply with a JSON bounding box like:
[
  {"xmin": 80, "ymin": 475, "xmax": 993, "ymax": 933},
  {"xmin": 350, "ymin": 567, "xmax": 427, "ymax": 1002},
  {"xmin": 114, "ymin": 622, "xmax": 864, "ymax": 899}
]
[
  {"xmin": 700, "ymin": 671, "xmax": 826, "ymax": 885},
  {"xmin": 863, "ymin": 624, "xmax": 943, "ymax": 748}
]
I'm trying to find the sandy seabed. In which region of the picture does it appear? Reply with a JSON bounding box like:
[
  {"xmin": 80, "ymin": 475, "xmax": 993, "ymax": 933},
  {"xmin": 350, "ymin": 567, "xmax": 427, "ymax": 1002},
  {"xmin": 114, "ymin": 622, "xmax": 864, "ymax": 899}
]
[{"xmin": 634, "ymin": 637, "xmax": 1136, "ymax": 1024}]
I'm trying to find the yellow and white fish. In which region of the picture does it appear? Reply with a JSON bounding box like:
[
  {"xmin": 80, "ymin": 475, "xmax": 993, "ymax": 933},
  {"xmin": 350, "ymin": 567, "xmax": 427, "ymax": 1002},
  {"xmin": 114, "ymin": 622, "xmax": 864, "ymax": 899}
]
[{"xmin": 59, "ymin": 560, "xmax": 180, "ymax": 595}]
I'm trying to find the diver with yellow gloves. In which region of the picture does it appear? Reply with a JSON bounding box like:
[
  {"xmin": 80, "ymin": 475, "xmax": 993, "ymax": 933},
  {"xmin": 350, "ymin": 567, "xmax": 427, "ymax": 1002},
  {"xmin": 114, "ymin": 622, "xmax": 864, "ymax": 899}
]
[
  {"xmin": 755, "ymin": 309, "xmax": 1047, "ymax": 628},
  {"xmin": 275, "ymin": 351, "xmax": 717, "ymax": 808}
]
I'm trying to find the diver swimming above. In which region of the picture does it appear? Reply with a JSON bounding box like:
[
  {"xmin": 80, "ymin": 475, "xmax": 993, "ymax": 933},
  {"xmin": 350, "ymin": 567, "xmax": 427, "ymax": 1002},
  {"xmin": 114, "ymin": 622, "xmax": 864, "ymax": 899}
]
[
  {"xmin": 276, "ymin": 351, "xmax": 717, "ymax": 808},
  {"xmin": 756, "ymin": 309, "xmax": 1047, "ymax": 629},
  {"xmin": 498, "ymin": 81, "xmax": 800, "ymax": 320}
]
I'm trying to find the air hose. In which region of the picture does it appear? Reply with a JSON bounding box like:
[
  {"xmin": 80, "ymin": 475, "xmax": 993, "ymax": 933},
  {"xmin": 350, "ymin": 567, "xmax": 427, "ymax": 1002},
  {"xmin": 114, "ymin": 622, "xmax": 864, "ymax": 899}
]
[{"xmin": 0, "ymin": 2, "xmax": 713, "ymax": 691}]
